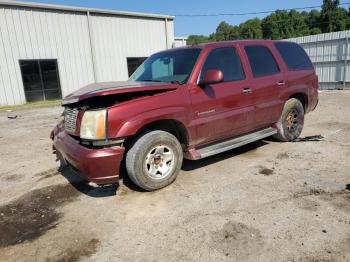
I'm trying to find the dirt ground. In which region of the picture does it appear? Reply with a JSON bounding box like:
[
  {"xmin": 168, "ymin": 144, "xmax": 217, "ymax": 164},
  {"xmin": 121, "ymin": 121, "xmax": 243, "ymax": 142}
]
[{"xmin": 0, "ymin": 91, "xmax": 349, "ymax": 262}]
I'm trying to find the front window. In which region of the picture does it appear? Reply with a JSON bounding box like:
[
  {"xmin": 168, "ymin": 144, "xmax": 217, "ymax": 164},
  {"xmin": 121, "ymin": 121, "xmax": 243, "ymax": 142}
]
[
  {"xmin": 200, "ymin": 47, "xmax": 245, "ymax": 82},
  {"xmin": 129, "ymin": 48, "xmax": 201, "ymax": 84}
]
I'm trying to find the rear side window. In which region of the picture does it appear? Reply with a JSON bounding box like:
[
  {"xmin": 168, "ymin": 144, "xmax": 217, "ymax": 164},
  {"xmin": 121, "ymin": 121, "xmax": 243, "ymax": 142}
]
[
  {"xmin": 275, "ymin": 42, "xmax": 313, "ymax": 71},
  {"xmin": 201, "ymin": 47, "xmax": 245, "ymax": 82},
  {"xmin": 245, "ymin": 45, "xmax": 280, "ymax": 77}
]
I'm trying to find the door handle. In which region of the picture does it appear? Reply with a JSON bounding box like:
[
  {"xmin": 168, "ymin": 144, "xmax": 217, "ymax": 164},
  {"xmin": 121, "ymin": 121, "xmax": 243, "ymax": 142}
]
[
  {"xmin": 277, "ymin": 80, "xmax": 286, "ymax": 86},
  {"xmin": 242, "ymin": 87, "xmax": 252, "ymax": 94}
]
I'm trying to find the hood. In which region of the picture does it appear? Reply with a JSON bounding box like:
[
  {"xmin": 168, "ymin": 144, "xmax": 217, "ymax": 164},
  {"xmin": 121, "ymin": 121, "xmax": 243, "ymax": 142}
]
[{"xmin": 62, "ymin": 81, "xmax": 178, "ymax": 105}]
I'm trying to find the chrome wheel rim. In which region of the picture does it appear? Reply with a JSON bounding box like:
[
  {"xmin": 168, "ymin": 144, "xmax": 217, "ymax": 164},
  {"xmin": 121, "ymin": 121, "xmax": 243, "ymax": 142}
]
[{"xmin": 145, "ymin": 145, "xmax": 175, "ymax": 179}]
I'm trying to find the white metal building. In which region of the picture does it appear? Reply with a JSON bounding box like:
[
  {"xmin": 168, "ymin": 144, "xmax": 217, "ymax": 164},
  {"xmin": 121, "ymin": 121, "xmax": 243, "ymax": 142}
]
[
  {"xmin": 0, "ymin": 1, "xmax": 175, "ymax": 106},
  {"xmin": 173, "ymin": 37, "xmax": 187, "ymax": 48},
  {"xmin": 289, "ymin": 30, "xmax": 350, "ymax": 90}
]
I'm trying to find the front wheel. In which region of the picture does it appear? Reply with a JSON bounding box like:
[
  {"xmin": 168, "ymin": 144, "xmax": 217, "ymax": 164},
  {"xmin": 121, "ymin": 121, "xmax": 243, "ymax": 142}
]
[
  {"xmin": 274, "ymin": 98, "xmax": 305, "ymax": 142},
  {"xmin": 126, "ymin": 131, "xmax": 183, "ymax": 191}
]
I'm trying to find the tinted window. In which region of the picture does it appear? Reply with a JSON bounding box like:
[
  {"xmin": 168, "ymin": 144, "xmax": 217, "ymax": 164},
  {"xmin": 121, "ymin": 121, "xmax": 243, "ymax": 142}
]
[
  {"xmin": 275, "ymin": 42, "xmax": 313, "ymax": 70},
  {"xmin": 245, "ymin": 46, "xmax": 280, "ymax": 77},
  {"xmin": 19, "ymin": 59, "xmax": 62, "ymax": 102},
  {"xmin": 151, "ymin": 57, "xmax": 174, "ymax": 79},
  {"xmin": 201, "ymin": 47, "xmax": 245, "ymax": 82},
  {"xmin": 129, "ymin": 49, "xmax": 201, "ymax": 84}
]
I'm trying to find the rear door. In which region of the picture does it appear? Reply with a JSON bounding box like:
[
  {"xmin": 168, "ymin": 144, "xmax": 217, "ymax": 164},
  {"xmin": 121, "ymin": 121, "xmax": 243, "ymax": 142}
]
[
  {"xmin": 274, "ymin": 42, "xmax": 318, "ymax": 112},
  {"xmin": 243, "ymin": 44, "xmax": 285, "ymax": 128},
  {"xmin": 189, "ymin": 46, "xmax": 255, "ymax": 146}
]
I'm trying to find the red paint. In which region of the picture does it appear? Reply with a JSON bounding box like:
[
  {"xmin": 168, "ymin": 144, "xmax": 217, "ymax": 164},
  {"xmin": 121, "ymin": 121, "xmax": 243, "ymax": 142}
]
[
  {"xmin": 201, "ymin": 69, "xmax": 224, "ymax": 85},
  {"xmin": 53, "ymin": 121, "xmax": 124, "ymax": 184},
  {"xmin": 62, "ymin": 81, "xmax": 178, "ymax": 105},
  {"xmin": 53, "ymin": 40, "xmax": 318, "ymax": 185}
]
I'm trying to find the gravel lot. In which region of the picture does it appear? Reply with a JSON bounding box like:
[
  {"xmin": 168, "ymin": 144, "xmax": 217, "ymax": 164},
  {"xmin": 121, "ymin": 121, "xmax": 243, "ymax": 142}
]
[{"xmin": 0, "ymin": 91, "xmax": 349, "ymax": 262}]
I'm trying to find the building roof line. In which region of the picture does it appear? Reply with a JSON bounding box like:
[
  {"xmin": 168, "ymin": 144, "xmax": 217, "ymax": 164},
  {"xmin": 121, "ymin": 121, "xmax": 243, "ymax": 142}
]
[
  {"xmin": 287, "ymin": 30, "xmax": 350, "ymax": 44},
  {"xmin": 0, "ymin": 1, "xmax": 175, "ymax": 20}
]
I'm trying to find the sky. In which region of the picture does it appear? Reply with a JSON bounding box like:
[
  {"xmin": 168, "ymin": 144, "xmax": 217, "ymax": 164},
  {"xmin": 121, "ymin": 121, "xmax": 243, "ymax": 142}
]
[{"xmin": 27, "ymin": 0, "xmax": 338, "ymax": 36}]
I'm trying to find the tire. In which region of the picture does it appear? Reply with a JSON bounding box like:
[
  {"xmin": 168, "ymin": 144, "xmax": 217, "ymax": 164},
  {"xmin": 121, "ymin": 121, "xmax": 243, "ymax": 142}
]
[
  {"xmin": 274, "ymin": 98, "xmax": 305, "ymax": 142},
  {"xmin": 126, "ymin": 131, "xmax": 183, "ymax": 191}
]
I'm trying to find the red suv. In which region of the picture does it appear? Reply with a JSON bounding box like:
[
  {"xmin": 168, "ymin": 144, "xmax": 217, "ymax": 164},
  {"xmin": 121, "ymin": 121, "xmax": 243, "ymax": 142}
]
[{"xmin": 51, "ymin": 40, "xmax": 318, "ymax": 191}]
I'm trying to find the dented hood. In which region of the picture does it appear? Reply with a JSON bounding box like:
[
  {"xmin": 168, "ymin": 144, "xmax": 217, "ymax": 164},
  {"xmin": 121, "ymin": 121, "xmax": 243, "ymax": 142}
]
[{"xmin": 62, "ymin": 81, "xmax": 178, "ymax": 105}]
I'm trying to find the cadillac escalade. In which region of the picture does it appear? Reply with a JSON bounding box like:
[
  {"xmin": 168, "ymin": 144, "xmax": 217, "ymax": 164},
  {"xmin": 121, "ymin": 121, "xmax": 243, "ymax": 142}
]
[{"xmin": 51, "ymin": 40, "xmax": 318, "ymax": 191}]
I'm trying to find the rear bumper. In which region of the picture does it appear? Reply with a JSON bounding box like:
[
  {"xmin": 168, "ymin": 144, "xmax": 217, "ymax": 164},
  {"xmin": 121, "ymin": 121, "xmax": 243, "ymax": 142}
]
[
  {"xmin": 52, "ymin": 123, "xmax": 125, "ymax": 185},
  {"xmin": 307, "ymin": 89, "xmax": 319, "ymax": 113}
]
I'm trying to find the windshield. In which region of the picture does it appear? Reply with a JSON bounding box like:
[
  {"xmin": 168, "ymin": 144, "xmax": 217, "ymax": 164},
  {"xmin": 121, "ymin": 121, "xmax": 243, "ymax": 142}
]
[{"xmin": 129, "ymin": 48, "xmax": 201, "ymax": 84}]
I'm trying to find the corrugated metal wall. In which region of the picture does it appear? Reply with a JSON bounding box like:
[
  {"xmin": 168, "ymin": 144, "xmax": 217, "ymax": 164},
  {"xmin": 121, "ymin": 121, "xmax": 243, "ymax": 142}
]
[
  {"xmin": 90, "ymin": 14, "xmax": 172, "ymax": 82},
  {"xmin": 0, "ymin": 7, "xmax": 95, "ymax": 105},
  {"xmin": 173, "ymin": 37, "xmax": 187, "ymax": 48},
  {"xmin": 0, "ymin": 4, "xmax": 174, "ymax": 106},
  {"xmin": 288, "ymin": 30, "xmax": 350, "ymax": 90}
]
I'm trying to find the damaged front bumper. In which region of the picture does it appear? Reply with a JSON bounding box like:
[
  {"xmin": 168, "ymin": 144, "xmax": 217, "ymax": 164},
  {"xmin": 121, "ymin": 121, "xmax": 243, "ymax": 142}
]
[{"xmin": 51, "ymin": 122, "xmax": 125, "ymax": 185}]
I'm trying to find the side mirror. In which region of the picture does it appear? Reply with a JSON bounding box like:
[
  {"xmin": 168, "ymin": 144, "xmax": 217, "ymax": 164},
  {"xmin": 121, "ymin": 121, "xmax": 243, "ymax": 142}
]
[{"xmin": 199, "ymin": 69, "xmax": 224, "ymax": 86}]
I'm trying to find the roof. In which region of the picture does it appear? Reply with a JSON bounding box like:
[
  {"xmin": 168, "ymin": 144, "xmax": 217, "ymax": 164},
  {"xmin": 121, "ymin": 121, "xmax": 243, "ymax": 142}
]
[
  {"xmin": 191, "ymin": 39, "xmax": 283, "ymax": 48},
  {"xmin": 0, "ymin": 1, "xmax": 174, "ymax": 20},
  {"xmin": 155, "ymin": 40, "xmax": 285, "ymax": 53},
  {"xmin": 174, "ymin": 37, "xmax": 188, "ymax": 40},
  {"xmin": 287, "ymin": 30, "xmax": 350, "ymax": 44}
]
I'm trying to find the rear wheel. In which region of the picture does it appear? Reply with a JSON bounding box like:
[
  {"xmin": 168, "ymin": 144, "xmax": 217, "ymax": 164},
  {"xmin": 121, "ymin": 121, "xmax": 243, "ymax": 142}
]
[
  {"xmin": 274, "ymin": 98, "xmax": 304, "ymax": 142},
  {"xmin": 126, "ymin": 131, "xmax": 183, "ymax": 191}
]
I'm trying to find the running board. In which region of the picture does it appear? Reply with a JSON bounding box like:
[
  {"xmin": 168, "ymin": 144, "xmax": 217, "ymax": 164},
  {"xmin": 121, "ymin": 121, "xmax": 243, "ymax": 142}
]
[{"xmin": 197, "ymin": 127, "xmax": 277, "ymax": 159}]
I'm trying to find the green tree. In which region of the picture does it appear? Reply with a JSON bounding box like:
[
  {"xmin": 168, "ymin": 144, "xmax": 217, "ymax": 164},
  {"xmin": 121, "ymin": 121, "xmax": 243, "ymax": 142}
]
[
  {"xmin": 310, "ymin": 27, "xmax": 322, "ymax": 35},
  {"xmin": 320, "ymin": 0, "xmax": 349, "ymax": 32},
  {"xmin": 186, "ymin": 35, "xmax": 210, "ymax": 45},
  {"xmin": 288, "ymin": 10, "xmax": 310, "ymax": 37},
  {"xmin": 262, "ymin": 10, "xmax": 290, "ymax": 39},
  {"xmin": 238, "ymin": 18, "xmax": 263, "ymax": 39},
  {"xmin": 308, "ymin": 9, "xmax": 321, "ymax": 32},
  {"xmin": 186, "ymin": 0, "xmax": 350, "ymax": 44},
  {"xmin": 215, "ymin": 21, "xmax": 235, "ymax": 41},
  {"xmin": 262, "ymin": 10, "xmax": 310, "ymax": 39}
]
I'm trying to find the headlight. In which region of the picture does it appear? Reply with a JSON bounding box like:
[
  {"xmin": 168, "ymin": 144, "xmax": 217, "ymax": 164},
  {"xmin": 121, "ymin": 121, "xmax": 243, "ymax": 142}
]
[{"xmin": 80, "ymin": 109, "xmax": 107, "ymax": 140}]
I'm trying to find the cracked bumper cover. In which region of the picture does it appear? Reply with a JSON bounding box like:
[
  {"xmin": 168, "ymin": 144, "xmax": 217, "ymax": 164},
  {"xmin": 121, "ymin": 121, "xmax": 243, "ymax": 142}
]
[{"xmin": 52, "ymin": 122, "xmax": 125, "ymax": 185}]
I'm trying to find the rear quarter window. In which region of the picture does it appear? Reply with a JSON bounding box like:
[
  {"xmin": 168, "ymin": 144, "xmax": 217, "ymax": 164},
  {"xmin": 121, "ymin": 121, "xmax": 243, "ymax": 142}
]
[
  {"xmin": 244, "ymin": 45, "xmax": 280, "ymax": 77},
  {"xmin": 275, "ymin": 42, "xmax": 314, "ymax": 71}
]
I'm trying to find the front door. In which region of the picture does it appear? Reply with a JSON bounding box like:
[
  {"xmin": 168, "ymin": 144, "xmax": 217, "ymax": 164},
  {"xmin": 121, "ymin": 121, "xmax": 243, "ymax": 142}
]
[{"xmin": 189, "ymin": 46, "xmax": 255, "ymax": 146}]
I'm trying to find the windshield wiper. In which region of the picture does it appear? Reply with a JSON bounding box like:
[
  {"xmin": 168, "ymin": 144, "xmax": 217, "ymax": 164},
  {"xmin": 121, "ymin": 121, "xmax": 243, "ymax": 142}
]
[
  {"xmin": 140, "ymin": 79, "xmax": 184, "ymax": 85},
  {"xmin": 141, "ymin": 79, "xmax": 163, "ymax": 82},
  {"xmin": 170, "ymin": 80, "xmax": 184, "ymax": 85}
]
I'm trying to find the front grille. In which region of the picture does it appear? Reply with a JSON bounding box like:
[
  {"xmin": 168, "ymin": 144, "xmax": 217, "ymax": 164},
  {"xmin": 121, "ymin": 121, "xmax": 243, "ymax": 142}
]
[{"xmin": 64, "ymin": 107, "xmax": 78, "ymax": 133}]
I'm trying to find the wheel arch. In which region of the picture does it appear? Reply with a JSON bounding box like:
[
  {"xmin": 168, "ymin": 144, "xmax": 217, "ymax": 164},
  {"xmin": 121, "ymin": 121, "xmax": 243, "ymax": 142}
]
[
  {"xmin": 288, "ymin": 92, "xmax": 308, "ymax": 111},
  {"xmin": 123, "ymin": 119, "xmax": 189, "ymax": 151}
]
